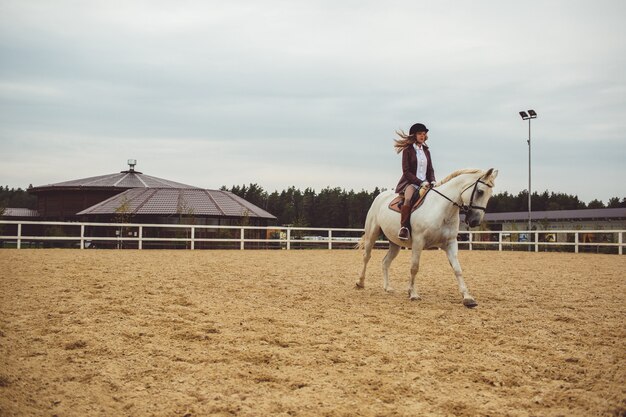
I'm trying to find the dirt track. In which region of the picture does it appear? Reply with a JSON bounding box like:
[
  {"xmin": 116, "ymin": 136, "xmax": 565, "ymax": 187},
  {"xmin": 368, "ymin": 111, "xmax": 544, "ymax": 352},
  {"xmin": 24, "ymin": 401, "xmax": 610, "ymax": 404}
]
[{"xmin": 0, "ymin": 249, "xmax": 624, "ymax": 416}]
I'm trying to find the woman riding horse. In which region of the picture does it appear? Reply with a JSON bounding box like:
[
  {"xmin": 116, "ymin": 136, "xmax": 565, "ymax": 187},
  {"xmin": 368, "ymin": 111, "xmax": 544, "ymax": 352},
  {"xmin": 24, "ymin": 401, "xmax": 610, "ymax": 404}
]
[
  {"xmin": 357, "ymin": 167, "xmax": 499, "ymax": 306},
  {"xmin": 394, "ymin": 123, "xmax": 436, "ymax": 240}
]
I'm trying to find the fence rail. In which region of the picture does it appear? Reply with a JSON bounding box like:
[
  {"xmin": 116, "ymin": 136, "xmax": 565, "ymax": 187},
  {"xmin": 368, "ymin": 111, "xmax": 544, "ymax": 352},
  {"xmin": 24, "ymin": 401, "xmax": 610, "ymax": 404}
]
[{"xmin": 0, "ymin": 220, "xmax": 623, "ymax": 254}]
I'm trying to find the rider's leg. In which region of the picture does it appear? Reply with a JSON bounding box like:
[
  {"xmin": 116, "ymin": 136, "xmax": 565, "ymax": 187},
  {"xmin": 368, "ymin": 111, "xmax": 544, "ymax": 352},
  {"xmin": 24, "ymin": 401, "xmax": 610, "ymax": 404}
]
[{"xmin": 398, "ymin": 185, "xmax": 415, "ymax": 240}]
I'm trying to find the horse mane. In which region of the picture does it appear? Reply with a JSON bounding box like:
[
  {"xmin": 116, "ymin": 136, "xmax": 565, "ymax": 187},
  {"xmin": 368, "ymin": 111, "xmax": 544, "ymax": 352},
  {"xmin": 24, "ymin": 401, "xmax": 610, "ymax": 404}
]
[{"xmin": 437, "ymin": 169, "xmax": 485, "ymax": 186}]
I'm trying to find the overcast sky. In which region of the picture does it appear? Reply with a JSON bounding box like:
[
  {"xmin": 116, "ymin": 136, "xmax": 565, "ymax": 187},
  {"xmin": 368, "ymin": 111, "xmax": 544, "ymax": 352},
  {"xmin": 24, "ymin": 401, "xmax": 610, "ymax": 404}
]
[{"xmin": 1, "ymin": 0, "xmax": 625, "ymax": 204}]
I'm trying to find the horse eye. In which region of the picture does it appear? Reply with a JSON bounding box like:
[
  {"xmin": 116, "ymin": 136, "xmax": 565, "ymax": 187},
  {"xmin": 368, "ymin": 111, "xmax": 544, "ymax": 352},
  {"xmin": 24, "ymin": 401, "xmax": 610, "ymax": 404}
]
[{"xmin": 477, "ymin": 189, "xmax": 484, "ymax": 195}]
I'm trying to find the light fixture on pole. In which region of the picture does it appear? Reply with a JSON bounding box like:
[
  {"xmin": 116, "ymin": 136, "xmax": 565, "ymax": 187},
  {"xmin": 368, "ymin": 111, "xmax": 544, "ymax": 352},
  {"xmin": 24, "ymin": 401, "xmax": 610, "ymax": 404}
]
[{"xmin": 519, "ymin": 109, "xmax": 537, "ymax": 233}]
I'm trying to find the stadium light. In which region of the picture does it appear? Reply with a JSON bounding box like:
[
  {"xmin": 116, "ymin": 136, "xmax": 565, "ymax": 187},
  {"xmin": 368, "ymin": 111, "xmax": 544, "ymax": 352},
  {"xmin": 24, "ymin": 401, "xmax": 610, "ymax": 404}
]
[{"xmin": 519, "ymin": 109, "xmax": 537, "ymax": 234}]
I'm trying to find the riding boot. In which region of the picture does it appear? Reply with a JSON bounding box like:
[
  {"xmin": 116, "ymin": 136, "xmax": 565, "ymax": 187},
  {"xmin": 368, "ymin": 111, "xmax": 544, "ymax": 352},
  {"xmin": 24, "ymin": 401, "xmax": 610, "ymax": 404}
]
[{"xmin": 398, "ymin": 203, "xmax": 411, "ymax": 240}]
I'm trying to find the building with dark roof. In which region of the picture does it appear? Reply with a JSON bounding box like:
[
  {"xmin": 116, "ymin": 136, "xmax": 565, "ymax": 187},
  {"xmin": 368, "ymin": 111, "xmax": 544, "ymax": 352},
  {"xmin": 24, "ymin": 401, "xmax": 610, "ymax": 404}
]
[
  {"xmin": 28, "ymin": 161, "xmax": 199, "ymax": 220},
  {"xmin": 455, "ymin": 208, "xmax": 625, "ymax": 248},
  {"xmin": 20, "ymin": 160, "xmax": 276, "ymax": 226},
  {"xmin": 481, "ymin": 207, "xmax": 626, "ymax": 231}
]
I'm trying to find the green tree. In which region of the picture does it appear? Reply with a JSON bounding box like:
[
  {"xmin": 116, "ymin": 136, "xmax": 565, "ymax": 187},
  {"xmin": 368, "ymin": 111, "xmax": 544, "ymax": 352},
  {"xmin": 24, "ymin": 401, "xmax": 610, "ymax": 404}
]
[
  {"xmin": 0, "ymin": 185, "xmax": 37, "ymax": 209},
  {"xmin": 587, "ymin": 199, "xmax": 604, "ymax": 209},
  {"xmin": 607, "ymin": 197, "xmax": 626, "ymax": 208},
  {"xmin": 114, "ymin": 196, "xmax": 133, "ymax": 248}
]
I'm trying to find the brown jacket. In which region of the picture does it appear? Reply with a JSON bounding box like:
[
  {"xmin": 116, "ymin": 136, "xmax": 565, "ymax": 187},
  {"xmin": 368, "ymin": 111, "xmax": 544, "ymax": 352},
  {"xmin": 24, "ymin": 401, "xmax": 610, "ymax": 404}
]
[{"xmin": 395, "ymin": 144, "xmax": 435, "ymax": 193}]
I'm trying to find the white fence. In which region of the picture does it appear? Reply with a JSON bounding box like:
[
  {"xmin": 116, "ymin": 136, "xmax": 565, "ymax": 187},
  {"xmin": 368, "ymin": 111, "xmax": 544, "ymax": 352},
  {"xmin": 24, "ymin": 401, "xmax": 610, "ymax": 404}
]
[{"xmin": 0, "ymin": 220, "xmax": 624, "ymax": 254}]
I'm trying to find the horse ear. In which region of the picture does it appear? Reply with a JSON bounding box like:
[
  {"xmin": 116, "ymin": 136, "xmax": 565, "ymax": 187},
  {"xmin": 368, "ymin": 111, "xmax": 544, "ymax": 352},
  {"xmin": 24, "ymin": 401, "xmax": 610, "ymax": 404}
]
[{"xmin": 482, "ymin": 168, "xmax": 498, "ymax": 182}]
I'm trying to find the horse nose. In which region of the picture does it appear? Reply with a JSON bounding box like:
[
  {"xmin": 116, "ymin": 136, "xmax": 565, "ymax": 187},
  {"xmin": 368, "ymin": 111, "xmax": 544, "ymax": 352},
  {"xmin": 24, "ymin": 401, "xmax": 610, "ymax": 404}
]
[{"xmin": 469, "ymin": 217, "xmax": 480, "ymax": 228}]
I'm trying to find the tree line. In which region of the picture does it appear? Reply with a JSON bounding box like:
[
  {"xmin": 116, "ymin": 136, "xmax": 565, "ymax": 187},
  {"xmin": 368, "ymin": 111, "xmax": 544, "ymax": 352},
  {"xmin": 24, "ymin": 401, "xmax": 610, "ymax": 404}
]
[
  {"xmin": 1, "ymin": 184, "xmax": 624, "ymax": 228},
  {"xmin": 0, "ymin": 186, "xmax": 37, "ymax": 212},
  {"xmin": 221, "ymin": 184, "xmax": 382, "ymax": 228},
  {"xmin": 222, "ymin": 183, "xmax": 626, "ymax": 227}
]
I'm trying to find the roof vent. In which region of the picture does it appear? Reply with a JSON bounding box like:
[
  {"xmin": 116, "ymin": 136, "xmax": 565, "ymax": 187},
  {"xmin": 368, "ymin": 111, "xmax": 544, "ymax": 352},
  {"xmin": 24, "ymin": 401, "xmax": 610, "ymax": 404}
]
[{"xmin": 127, "ymin": 159, "xmax": 137, "ymax": 172}]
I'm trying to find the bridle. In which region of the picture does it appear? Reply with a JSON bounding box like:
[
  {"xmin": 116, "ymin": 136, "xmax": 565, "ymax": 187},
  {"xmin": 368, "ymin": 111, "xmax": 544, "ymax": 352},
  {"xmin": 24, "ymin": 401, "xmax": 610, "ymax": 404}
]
[{"xmin": 429, "ymin": 178, "xmax": 493, "ymax": 215}]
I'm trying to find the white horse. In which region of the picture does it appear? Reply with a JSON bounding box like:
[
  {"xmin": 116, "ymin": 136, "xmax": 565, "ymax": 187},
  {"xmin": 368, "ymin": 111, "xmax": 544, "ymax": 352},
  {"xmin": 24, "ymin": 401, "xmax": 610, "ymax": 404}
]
[{"xmin": 356, "ymin": 168, "xmax": 498, "ymax": 307}]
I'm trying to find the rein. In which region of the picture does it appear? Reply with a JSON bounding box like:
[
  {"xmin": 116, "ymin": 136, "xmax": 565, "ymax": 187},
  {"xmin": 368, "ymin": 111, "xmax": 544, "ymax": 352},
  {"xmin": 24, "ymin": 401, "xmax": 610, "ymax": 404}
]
[{"xmin": 429, "ymin": 179, "xmax": 492, "ymax": 214}]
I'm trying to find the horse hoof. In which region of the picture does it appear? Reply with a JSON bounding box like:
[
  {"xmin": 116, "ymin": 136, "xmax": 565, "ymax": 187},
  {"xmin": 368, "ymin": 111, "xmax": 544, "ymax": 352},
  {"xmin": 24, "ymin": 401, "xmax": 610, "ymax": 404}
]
[
  {"xmin": 463, "ymin": 298, "xmax": 478, "ymax": 308},
  {"xmin": 355, "ymin": 283, "xmax": 365, "ymax": 290}
]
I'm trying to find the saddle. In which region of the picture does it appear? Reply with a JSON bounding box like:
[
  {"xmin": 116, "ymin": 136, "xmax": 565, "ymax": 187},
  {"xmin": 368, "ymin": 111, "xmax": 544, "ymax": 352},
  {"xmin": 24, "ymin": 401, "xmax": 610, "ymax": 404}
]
[{"xmin": 388, "ymin": 186, "xmax": 431, "ymax": 214}]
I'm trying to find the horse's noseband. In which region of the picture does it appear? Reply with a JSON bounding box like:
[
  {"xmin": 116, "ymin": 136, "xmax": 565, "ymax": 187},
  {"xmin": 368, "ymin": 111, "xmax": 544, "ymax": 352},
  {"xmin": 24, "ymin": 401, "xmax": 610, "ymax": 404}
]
[{"xmin": 463, "ymin": 179, "xmax": 492, "ymax": 214}]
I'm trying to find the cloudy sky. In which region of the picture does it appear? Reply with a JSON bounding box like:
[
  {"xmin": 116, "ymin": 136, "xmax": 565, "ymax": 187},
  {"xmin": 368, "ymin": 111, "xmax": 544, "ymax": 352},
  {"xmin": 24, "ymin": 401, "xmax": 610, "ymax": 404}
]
[{"xmin": 1, "ymin": 0, "xmax": 625, "ymax": 204}]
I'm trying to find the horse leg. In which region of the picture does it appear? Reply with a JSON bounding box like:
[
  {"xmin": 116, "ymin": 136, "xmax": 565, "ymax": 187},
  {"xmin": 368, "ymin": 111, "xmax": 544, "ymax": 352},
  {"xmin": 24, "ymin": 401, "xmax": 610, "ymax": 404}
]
[
  {"xmin": 356, "ymin": 238, "xmax": 373, "ymax": 289},
  {"xmin": 382, "ymin": 242, "xmax": 400, "ymax": 292},
  {"xmin": 356, "ymin": 225, "xmax": 381, "ymax": 289},
  {"xmin": 444, "ymin": 240, "xmax": 477, "ymax": 307},
  {"xmin": 356, "ymin": 206, "xmax": 383, "ymax": 289},
  {"xmin": 408, "ymin": 246, "xmax": 423, "ymax": 301}
]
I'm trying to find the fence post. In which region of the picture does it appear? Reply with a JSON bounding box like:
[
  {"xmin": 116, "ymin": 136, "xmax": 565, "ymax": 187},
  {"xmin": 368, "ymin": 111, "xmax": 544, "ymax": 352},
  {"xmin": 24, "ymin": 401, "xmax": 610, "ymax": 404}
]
[
  {"xmin": 287, "ymin": 228, "xmax": 291, "ymax": 250},
  {"xmin": 574, "ymin": 232, "xmax": 579, "ymax": 254},
  {"xmin": 240, "ymin": 228, "xmax": 245, "ymax": 250},
  {"xmin": 328, "ymin": 230, "xmax": 332, "ymax": 250},
  {"xmin": 17, "ymin": 223, "xmax": 22, "ymax": 249},
  {"xmin": 535, "ymin": 232, "xmax": 539, "ymax": 252},
  {"xmin": 498, "ymin": 231, "xmax": 502, "ymax": 251},
  {"xmin": 619, "ymin": 232, "xmax": 623, "ymax": 255},
  {"xmin": 80, "ymin": 224, "xmax": 85, "ymax": 249},
  {"xmin": 138, "ymin": 226, "xmax": 143, "ymax": 250},
  {"xmin": 191, "ymin": 227, "xmax": 195, "ymax": 250},
  {"xmin": 469, "ymin": 232, "xmax": 473, "ymax": 251}
]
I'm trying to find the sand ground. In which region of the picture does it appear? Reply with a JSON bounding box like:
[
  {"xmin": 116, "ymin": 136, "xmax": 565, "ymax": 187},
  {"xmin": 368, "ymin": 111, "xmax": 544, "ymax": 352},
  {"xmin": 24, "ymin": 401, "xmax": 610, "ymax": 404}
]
[{"xmin": 0, "ymin": 249, "xmax": 624, "ymax": 417}]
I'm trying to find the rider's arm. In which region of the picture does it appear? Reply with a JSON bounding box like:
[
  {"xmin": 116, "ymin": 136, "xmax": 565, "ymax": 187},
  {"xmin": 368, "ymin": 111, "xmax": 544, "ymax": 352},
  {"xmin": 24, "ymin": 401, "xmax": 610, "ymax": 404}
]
[{"xmin": 402, "ymin": 147, "xmax": 420, "ymax": 185}]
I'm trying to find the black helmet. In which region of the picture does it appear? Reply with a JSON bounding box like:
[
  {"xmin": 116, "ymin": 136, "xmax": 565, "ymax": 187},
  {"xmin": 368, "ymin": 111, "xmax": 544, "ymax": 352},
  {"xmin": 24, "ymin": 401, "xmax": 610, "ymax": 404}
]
[{"xmin": 409, "ymin": 123, "xmax": 429, "ymax": 135}]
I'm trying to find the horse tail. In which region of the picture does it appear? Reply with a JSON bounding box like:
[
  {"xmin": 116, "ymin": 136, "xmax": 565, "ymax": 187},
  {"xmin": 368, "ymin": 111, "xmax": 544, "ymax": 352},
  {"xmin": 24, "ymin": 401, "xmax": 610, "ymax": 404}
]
[
  {"xmin": 355, "ymin": 195, "xmax": 383, "ymax": 249},
  {"xmin": 354, "ymin": 210, "xmax": 373, "ymax": 249}
]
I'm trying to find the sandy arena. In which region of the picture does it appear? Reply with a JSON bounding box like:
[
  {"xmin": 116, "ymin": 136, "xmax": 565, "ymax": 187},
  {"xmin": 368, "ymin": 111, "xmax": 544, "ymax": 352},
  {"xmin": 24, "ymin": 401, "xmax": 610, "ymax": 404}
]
[{"xmin": 0, "ymin": 249, "xmax": 624, "ymax": 416}]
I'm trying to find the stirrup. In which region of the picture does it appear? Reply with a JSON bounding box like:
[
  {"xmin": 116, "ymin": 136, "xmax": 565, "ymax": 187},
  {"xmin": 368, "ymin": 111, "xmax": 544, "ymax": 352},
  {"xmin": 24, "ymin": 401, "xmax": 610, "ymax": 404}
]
[{"xmin": 398, "ymin": 227, "xmax": 410, "ymax": 240}]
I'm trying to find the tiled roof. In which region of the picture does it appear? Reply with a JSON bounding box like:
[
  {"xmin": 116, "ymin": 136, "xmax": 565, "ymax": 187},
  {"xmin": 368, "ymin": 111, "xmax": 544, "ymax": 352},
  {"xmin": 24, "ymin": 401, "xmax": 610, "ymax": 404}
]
[
  {"xmin": 484, "ymin": 207, "xmax": 626, "ymax": 222},
  {"xmin": 1, "ymin": 208, "xmax": 39, "ymax": 217},
  {"xmin": 31, "ymin": 171, "xmax": 198, "ymax": 191},
  {"xmin": 77, "ymin": 188, "xmax": 276, "ymax": 219}
]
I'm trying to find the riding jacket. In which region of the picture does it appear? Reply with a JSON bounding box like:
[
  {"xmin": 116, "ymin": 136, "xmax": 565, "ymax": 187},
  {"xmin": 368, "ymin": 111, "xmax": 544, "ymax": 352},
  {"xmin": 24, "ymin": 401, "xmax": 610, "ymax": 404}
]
[{"xmin": 395, "ymin": 143, "xmax": 436, "ymax": 194}]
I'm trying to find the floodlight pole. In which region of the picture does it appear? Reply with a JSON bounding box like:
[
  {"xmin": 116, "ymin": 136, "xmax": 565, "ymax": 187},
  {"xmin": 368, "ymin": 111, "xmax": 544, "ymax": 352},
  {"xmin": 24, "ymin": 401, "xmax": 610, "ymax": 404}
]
[
  {"xmin": 519, "ymin": 110, "xmax": 537, "ymax": 234},
  {"xmin": 527, "ymin": 117, "xmax": 531, "ymax": 232}
]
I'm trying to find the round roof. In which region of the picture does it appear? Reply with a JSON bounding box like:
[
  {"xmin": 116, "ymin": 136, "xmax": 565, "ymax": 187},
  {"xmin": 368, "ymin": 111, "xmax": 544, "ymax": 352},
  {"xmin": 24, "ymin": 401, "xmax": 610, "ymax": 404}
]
[
  {"xmin": 30, "ymin": 169, "xmax": 198, "ymax": 192},
  {"xmin": 77, "ymin": 188, "xmax": 276, "ymax": 219}
]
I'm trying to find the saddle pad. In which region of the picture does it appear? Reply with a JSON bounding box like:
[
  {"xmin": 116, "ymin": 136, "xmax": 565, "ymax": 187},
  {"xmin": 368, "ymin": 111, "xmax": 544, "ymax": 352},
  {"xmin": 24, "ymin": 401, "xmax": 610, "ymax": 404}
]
[{"xmin": 388, "ymin": 188, "xmax": 430, "ymax": 214}]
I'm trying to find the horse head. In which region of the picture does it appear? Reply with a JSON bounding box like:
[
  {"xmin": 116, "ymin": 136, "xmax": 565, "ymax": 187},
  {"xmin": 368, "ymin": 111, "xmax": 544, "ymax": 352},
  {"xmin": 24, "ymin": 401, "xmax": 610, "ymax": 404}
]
[{"xmin": 461, "ymin": 168, "xmax": 498, "ymax": 228}]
